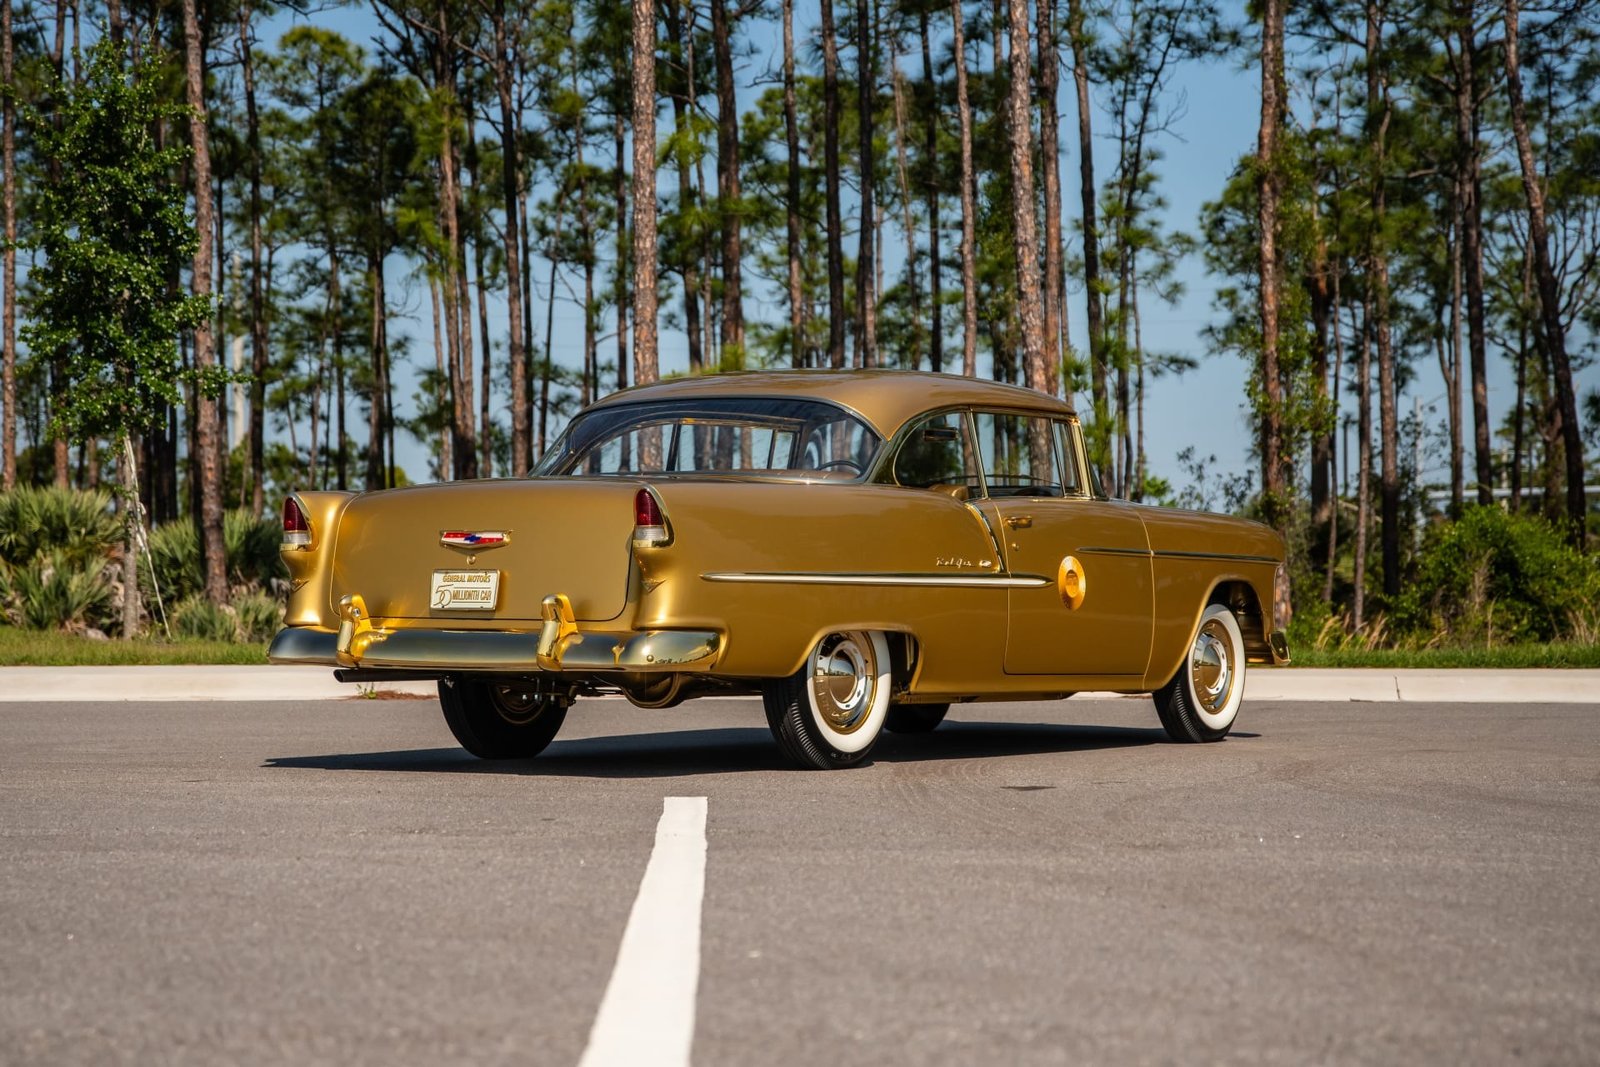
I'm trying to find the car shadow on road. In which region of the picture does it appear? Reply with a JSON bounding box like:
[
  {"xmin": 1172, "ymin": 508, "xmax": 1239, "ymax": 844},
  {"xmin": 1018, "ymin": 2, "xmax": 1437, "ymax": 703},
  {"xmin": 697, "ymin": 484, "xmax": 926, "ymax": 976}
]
[{"xmin": 264, "ymin": 721, "xmax": 1183, "ymax": 779}]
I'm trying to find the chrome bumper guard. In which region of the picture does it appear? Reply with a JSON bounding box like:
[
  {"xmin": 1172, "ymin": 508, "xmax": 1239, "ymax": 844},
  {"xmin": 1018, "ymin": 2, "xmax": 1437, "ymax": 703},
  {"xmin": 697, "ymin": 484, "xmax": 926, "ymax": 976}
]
[
  {"xmin": 267, "ymin": 592, "xmax": 721, "ymax": 674},
  {"xmin": 1268, "ymin": 629, "xmax": 1290, "ymax": 666}
]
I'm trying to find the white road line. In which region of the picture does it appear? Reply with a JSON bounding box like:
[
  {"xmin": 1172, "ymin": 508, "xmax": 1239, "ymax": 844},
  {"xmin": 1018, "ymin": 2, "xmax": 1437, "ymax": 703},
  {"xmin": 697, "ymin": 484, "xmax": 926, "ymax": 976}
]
[{"xmin": 577, "ymin": 796, "xmax": 709, "ymax": 1067}]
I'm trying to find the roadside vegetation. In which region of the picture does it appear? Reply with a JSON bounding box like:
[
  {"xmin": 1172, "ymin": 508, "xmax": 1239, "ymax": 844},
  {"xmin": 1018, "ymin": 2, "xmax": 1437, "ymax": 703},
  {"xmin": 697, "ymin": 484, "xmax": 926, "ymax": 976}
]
[{"xmin": 0, "ymin": 486, "xmax": 285, "ymax": 652}]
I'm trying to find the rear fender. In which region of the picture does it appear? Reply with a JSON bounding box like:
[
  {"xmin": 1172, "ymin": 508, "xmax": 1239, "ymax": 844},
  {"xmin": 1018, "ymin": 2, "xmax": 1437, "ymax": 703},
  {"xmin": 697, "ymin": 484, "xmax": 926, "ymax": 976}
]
[{"xmin": 282, "ymin": 491, "xmax": 356, "ymax": 629}]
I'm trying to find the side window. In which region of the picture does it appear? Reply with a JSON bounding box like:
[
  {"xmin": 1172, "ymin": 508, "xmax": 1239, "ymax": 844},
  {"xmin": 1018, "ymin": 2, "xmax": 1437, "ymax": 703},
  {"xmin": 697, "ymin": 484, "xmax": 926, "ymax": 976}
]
[
  {"xmin": 798, "ymin": 414, "xmax": 877, "ymax": 473},
  {"xmin": 975, "ymin": 412, "xmax": 1066, "ymax": 497},
  {"xmin": 1053, "ymin": 421, "xmax": 1084, "ymax": 496},
  {"xmin": 893, "ymin": 412, "xmax": 981, "ymax": 499}
]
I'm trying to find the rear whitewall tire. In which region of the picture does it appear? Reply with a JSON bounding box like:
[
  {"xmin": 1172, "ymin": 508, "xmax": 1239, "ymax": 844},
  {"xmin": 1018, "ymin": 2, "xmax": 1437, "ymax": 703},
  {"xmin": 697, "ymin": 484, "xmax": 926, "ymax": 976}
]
[{"xmin": 763, "ymin": 630, "xmax": 893, "ymax": 769}]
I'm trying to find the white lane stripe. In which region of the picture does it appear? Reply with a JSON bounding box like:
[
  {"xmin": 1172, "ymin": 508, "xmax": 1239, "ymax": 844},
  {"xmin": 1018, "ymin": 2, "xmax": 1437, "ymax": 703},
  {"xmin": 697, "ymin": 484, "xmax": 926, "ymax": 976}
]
[{"xmin": 577, "ymin": 796, "xmax": 709, "ymax": 1067}]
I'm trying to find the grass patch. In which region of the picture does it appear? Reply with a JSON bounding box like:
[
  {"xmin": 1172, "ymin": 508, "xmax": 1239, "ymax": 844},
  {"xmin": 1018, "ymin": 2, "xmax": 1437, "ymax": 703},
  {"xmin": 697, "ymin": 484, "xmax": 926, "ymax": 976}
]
[
  {"xmin": 0, "ymin": 626, "xmax": 269, "ymax": 665},
  {"xmin": 1290, "ymin": 643, "xmax": 1600, "ymax": 669}
]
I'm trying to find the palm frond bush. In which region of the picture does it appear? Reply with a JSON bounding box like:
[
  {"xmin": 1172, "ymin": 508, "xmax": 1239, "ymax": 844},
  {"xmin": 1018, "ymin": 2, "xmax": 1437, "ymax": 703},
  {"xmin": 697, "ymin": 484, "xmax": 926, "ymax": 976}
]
[
  {"xmin": 170, "ymin": 595, "xmax": 240, "ymax": 643},
  {"xmin": 234, "ymin": 592, "xmax": 283, "ymax": 643},
  {"xmin": 9, "ymin": 550, "xmax": 115, "ymax": 632},
  {"xmin": 0, "ymin": 486, "xmax": 122, "ymax": 568},
  {"xmin": 143, "ymin": 510, "xmax": 287, "ymax": 602}
]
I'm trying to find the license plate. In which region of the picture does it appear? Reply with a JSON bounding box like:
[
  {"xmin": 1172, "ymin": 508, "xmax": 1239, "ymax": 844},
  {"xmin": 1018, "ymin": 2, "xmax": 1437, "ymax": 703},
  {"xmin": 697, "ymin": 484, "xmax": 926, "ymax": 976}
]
[{"xmin": 430, "ymin": 569, "xmax": 500, "ymax": 611}]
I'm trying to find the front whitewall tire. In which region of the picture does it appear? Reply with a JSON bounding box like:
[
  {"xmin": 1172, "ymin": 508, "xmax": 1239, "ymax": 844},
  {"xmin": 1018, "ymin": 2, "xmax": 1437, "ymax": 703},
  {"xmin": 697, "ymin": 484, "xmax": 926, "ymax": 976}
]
[{"xmin": 1153, "ymin": 603, "xmax": 1246, "ymax": 743}]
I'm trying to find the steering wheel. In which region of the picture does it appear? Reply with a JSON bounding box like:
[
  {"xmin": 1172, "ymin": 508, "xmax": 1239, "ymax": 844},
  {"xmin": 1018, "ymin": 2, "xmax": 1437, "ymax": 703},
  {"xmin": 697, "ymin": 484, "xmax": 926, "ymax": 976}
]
[{"xmin": 813, "ymin": 458, "xmax": 864, "ymax": 475}]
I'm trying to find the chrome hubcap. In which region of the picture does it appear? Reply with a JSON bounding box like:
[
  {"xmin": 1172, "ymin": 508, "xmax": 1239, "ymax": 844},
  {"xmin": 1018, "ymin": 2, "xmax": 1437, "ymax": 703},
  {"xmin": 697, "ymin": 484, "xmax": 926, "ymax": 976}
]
[
  {"xmin": 811, "ymin": 632, "xmax": 877, "ymax": 734},
  {"xmin": 1190, "ymin": 621, "xmax": 1234, "ymax": 715}
]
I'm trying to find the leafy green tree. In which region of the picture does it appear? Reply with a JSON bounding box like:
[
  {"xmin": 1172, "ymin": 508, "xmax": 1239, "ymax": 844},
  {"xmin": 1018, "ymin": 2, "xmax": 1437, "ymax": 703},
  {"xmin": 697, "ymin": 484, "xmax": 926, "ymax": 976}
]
[{"xmin": 22, "ymin": 38, "xmax": 216, "ymax": 637}]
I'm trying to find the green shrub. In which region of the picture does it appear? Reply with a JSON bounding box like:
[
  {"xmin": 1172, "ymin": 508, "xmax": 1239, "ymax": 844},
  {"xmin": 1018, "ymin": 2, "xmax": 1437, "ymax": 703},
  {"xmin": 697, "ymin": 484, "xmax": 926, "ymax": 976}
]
[
  {"xmin": 0, "ymin": 486, "xmax": 122, "ymax": 568},
  {"xmin": 170, "ymin": 595, "xmax": 239, "ymax": 643},
  {"xmin": 234, "ymin": 592, "xmax": 283, "ymax": 643},
  {"xmin": 7, "ymin": 550, "xmax": 115, "ymax": 632},
  {"xmin": 1395, "ymin": 506, "xmax": 1600, "ymax": 645},
  {"xmin": 142, "ymin": 519, "xmax": 201, "ymax": 601},
  {"xmin": 143, "ymin": 510, "xmax": 287, "ymax": 602},
  {"xmin": 225, "ymin": 509, "xmax": 287, "ymax": 589}
]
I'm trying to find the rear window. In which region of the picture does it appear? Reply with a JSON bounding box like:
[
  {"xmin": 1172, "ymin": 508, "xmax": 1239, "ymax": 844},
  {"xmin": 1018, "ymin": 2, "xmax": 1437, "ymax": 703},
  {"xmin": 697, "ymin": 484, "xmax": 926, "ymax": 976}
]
[{"xmin": 533, "ymin": 397, "xmax": 881, "ymax": 478}]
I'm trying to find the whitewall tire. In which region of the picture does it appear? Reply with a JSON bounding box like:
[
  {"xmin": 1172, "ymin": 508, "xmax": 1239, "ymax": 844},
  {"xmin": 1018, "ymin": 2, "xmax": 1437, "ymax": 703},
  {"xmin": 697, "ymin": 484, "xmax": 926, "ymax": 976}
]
[
  {"xmin": 1153, "ymin": 604, "xmax": 1246, "ymax": 743},
  {"xmin": 762, "ymin": 630, "xmax": 893, "ymax": 769}
]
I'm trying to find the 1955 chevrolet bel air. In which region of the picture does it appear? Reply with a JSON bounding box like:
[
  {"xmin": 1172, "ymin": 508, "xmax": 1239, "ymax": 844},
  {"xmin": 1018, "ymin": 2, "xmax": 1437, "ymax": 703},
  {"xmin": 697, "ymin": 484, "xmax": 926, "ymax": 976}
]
[{"xmin": 270, "ymin": 370, "xmax": 1289, "ymax": 769}]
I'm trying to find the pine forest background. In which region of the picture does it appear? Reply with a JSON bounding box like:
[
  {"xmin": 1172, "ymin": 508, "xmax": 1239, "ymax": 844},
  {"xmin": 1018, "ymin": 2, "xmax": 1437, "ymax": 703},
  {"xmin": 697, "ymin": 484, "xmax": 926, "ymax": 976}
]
[{"xmin": 0, "ymin": 0, "xmax": 1597, "ymax": 650}]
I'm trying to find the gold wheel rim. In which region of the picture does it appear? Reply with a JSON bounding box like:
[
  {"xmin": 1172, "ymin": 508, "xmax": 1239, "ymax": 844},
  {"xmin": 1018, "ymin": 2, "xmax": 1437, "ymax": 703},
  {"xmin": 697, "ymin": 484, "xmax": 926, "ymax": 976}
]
[
  {"xmin": 491, "ymin": 684, "xmax": 547, "ymax": 725},
  {"xmin": 1190, "ymin": 619, "xmax": 1235, "ymax": 715},
  {"xmin": 810, "ymin": 632, "xmax": 877, "ymax": 735}
]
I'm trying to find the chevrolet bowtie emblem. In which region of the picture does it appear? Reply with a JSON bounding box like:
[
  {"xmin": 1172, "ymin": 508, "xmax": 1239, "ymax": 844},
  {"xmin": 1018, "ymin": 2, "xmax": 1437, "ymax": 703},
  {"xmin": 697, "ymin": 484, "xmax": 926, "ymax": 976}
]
[{"xmin": 440, "ymin": 530, "xmax": 509, "ymax": 549}]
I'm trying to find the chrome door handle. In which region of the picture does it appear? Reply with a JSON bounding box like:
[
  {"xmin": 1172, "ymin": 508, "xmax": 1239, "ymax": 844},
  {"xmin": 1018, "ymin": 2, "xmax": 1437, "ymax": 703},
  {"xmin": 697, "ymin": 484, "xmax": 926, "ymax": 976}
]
[{"xmin": 1005, "ymin": 515, "xmax": 1034, "ymax": 529}]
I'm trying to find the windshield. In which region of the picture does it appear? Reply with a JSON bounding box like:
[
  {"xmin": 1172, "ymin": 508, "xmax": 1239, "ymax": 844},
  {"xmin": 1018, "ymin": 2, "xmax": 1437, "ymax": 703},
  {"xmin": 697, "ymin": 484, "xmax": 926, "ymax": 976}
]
[{"xmin": 532, "ymin": 397, "xmax": 882, "ymax": 478}]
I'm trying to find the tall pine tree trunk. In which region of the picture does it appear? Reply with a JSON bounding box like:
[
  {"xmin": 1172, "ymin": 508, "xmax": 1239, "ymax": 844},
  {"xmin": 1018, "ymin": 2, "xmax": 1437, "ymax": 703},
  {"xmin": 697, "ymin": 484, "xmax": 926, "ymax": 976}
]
[
  {"xmin": 492, "ymin": 0, "xmax": 528, "ymax": 475},
  {"xmin": 919, "ymin": 10, "xmax": 943, "ymax": 374},
  {"xmin": 182, "ymin": 0, "xmax": 226, "ymax": 605},
  {"xmin": 1006, "ymin": 0, "xmax": 1047, "ymax": 396},
  {"xmin": 1354, "ymin": 299, "xmax": 1373, "ymax": 630},
  {"xmin": 1366, "ymin": 0, "xmax": 1400, "ymax": 598},
  {"xmin": 952, "ymin": 0, "xmax": 977, "ymax": 378},
  {"xmin": 1, "ymin": 0, "xmax": 15, "ymax": 490},
  {"xmin": 613, "ymin": 111, "xmax": 629, "ymax": 403},
  {"xmin": 662, "ymin": 1, "xmax": 703, "ymax": 375},
  {"xmin": 1038, "ymin": 0, "xmax": 1063, "ymax": 397},
  {"xmin": 1446, "ymin": 187, "xmax": 1464, "ymax": 511},
  {"xmin": 632, "ymin": 0, "xmax": 658, "ymax": 390},
  {"xmin": 434, "ymin": 3, "xmax": 474, "ymax": 480},
  {"xmin": 49, "ymin": 0, "xmax": 67, "ymax": 488},
  {"xmin": 855, "ymin": 0, "xmax": 877, "ymax": 368},
  {"xmin": 782, "ymin": 0, "xmax": 805, "ymax": 367},
  {"xmin": 822, "ymin": 0, "xmax": 846, "ymax": 368},
  {"xmin": 1259, "ymin": 0, "xmax": 1289, "ymax": 624},
  {"xmin": 1068, "ymin": 0, "xmax": 1107, "ymax": 484},
  {"xmin": 239, "ymin": 1, "xmax": 267, "ymax": 515},
  {"xmin": 467, "ymin": 109, "xmax": 492, "ymax": 478},
  {"xmin": 891, "ymin": 55, "xmax": 920, "ymax": 368},
  {"xmin": 1454, "ymin": 7, "xmax": 1491, "ymax": 508},
  {"xmin": 711, "ymin": 0, "xmax": 744, "ymax": 369},
  {"xmin": 1504, "ymin": 0, "xmax": 1586, "ymax": 545}
]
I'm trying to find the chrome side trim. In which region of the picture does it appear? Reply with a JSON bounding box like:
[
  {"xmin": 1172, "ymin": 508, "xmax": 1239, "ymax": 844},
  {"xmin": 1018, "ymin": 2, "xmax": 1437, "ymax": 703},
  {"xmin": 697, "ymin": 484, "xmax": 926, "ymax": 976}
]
[
  {"xmin": 1155, "ymin": 549, "xmax": 1281, "ymax": 565},
  {"xmin": 1067, "ymin": 546, "xmax": 1279, "ymax": 565},
  {"xmin": 701, "ymin": 571, "xmax": 1049, "ymax": 588}
]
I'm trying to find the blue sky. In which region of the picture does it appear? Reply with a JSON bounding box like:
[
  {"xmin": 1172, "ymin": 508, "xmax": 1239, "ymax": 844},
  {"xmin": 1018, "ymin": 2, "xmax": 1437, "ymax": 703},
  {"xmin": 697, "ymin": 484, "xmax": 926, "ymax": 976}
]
[{"xmin": 249, "ymin": 0, "xmax": 1596, "ymax": 494}]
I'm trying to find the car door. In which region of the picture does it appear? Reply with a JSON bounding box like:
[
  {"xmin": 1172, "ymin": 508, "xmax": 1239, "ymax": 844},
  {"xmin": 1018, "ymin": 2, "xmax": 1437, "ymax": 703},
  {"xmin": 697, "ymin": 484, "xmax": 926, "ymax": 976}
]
[{"xmin": 972, "ymin": 413, "xmax": 1153, "ymax": 677}]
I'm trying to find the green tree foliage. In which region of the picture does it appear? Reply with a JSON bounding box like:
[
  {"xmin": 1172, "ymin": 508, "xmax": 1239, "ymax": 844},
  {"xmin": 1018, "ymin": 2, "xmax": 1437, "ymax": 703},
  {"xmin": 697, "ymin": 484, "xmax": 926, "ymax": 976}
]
[
  {"xmin": 22, "ymin": 38, "xmax": 216, "ymax": 446},
  {"xmin": 1395, "ymin": 506, "xmax": 1600, "ymax": 645}
]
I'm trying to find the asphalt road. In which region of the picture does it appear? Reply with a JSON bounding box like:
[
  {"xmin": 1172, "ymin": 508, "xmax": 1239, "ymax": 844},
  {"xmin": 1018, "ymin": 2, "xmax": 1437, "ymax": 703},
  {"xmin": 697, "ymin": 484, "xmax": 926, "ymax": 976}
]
[{"xmin": 2, "ymin": 693, "xmax": 1597, "ymax": 1066}]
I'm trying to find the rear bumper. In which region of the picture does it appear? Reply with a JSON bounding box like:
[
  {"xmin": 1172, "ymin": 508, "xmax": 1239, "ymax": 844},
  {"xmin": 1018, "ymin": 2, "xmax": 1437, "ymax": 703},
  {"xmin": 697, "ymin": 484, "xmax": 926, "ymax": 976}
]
[{"xmin": 268, "ymin": 594, "xmax": 721, "ymax": 675}]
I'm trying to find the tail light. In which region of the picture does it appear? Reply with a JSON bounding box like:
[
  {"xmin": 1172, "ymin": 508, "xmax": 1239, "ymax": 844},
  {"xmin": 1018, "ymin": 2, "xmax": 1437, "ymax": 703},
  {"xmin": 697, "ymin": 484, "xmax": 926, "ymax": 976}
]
[
  {"xmin": 633, "ymin": 487, "xmax": 670, "ymax": 547},
  {"xmin": 282, "ymin": 496, "xmax": 312, "ymax": 547}
]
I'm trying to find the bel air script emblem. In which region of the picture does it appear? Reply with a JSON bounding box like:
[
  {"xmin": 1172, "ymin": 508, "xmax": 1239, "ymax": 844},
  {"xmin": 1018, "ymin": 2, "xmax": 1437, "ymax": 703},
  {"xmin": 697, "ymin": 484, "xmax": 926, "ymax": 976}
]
[{"xmin": 440, "ymin": 530, "xmax": 509, "ymax": 549}]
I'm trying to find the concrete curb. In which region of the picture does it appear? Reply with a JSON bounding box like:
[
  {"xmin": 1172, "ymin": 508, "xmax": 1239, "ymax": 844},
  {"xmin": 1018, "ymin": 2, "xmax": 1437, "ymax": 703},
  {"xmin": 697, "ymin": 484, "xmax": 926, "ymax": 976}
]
[{"xmin": 0, "ymin": 665, "xmax": 1594, "ymax": 704}]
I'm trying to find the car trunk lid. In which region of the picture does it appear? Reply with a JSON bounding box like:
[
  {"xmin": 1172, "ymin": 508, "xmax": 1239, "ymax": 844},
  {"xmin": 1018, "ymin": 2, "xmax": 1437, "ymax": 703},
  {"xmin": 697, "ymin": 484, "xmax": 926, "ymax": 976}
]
[{"xmin": 329, "ymin": 479, "xmax": 637, "ymax": 622}]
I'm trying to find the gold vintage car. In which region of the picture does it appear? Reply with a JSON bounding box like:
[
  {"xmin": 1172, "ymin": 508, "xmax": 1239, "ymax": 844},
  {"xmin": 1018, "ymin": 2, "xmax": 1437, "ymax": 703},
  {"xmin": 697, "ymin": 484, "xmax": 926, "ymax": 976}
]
[{"xmin": 270, "ymin": 370, "xmax": 1289, "ymax": 769}]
